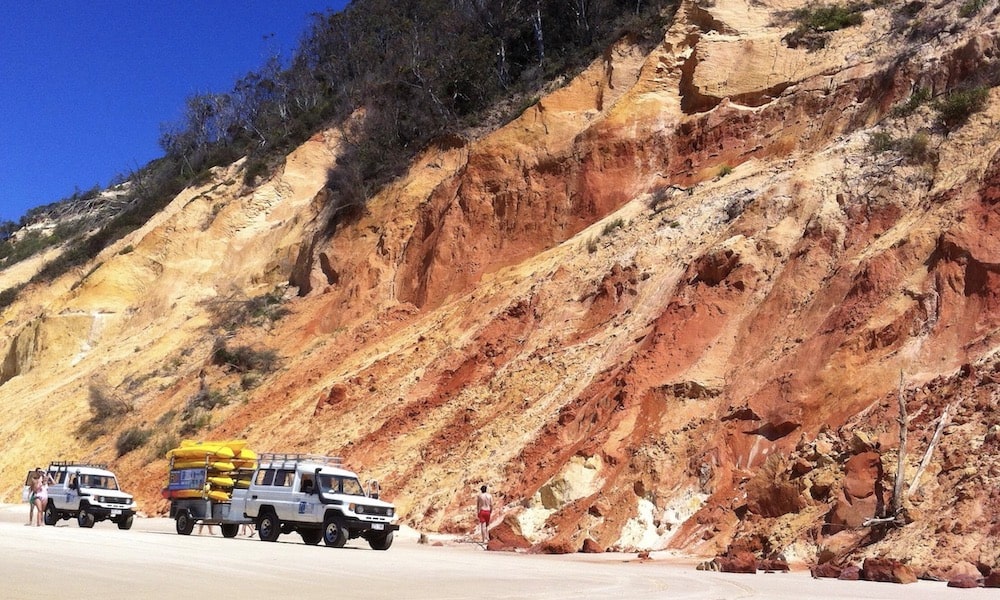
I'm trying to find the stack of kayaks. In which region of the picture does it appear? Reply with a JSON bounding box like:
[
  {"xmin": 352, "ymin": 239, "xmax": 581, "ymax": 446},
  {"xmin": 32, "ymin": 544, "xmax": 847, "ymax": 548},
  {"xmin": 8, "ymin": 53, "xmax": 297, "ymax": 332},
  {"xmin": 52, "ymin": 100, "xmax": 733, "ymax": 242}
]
[{"xmin": 162, "ymin": 440, "xmax": 257, "ymax": 502}]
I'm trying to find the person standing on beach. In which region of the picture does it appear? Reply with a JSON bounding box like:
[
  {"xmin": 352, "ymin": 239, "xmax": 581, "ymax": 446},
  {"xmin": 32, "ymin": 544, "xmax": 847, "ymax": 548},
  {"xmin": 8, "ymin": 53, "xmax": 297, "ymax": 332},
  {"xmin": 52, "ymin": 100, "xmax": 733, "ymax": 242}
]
[
  {"xmin": 32, "ymin": 469, "xmax": 53, "ymax": 526},
  {"xmin": 476, "ymin": 484, "xmax": 493, "ymax": 545},
  {"xmin": 27, "ymin": 470, "xmax": 41, "ymax": 525}
]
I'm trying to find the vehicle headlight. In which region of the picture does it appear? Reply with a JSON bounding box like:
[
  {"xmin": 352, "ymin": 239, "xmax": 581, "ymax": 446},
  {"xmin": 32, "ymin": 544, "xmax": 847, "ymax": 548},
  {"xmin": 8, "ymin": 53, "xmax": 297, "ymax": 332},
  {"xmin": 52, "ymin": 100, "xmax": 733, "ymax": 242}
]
[
  {"xmin": 356, "ymin": 504, "xmax": 366, "ymax": 514},
  {"xmin": 388, "ymin": 507, "xmax": 394, "ymax": 517}
]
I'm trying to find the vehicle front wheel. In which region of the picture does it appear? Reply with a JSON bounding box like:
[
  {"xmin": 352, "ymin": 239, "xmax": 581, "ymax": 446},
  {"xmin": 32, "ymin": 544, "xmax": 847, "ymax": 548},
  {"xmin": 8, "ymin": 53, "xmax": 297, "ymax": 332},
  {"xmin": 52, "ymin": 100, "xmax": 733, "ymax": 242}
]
[
  {"xmin": 367, "ymin": 531, "xmax": 393, "ymax": 551},
  {"xmin": 77, "ymin": 506, "xmax": 96, "ymax": 528},
  {"xmin": 117, "ymin": 514, "xmax": 134, "ymax": 530},
  {"xmin": 175, "ymin": 511, "xmax": 195, "ymax": 535},
  {"xmin": 257, "ymin": 510, "xmax": 281, "ymax": 542},
  {"xmin": 43, "ymin": 502, "xmax": 59, "ymax": 526},
  {"xmin": 323, "ymin": 516, "xmax": 347, "ymax": 548}
]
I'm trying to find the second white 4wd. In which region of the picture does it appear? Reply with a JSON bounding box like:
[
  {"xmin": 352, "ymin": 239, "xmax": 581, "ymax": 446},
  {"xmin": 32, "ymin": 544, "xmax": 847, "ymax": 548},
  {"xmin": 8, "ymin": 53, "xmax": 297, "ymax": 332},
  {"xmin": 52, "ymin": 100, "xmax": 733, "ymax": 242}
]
[{"xmin": 243, "ymin": 454, "xmax": 399, "ymax": 549}]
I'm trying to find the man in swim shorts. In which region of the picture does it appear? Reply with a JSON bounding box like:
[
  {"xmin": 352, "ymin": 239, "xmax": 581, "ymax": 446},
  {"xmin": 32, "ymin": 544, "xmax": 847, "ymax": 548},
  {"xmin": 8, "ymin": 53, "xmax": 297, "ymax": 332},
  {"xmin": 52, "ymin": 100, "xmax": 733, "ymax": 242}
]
[{"xmin": 476, "ymin": 484, "xmax": 493, "ymax": 545}]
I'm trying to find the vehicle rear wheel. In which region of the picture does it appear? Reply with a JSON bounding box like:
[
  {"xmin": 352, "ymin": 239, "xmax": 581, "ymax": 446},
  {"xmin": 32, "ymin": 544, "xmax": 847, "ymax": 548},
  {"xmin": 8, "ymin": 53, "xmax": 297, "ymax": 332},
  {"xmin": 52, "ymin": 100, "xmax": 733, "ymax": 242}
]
[
  {"xmin": 77, "ymin": 506, "xmax": 95, "ymax": 528},
  {"xmin": 300, "ymin": 529, "xmax": 322, "ymax": 545},
  {"xmin": 175, "ymin": 510, "xmax": 195, "ymax": 535},
  {"xmin": 221, "ymin": 523, "xmax": 239, "ymax": 538},
  {"xmin": 323, "ymin": 515, "xmax": 347, "ymax": 548},
  {"xmin": 367, "ymin": 531, "xmax": 393, "ymax": 551},
  {"xmin": 117, "ymin": 514, "xmax": 134, "ymax": 530},
  {"xmin": 43, "ymin": 502, "xmax": 59, "ymax": 526},
  {"xmin": 257, "ymin": 510, "xmax": 281, "ymax": 542}
]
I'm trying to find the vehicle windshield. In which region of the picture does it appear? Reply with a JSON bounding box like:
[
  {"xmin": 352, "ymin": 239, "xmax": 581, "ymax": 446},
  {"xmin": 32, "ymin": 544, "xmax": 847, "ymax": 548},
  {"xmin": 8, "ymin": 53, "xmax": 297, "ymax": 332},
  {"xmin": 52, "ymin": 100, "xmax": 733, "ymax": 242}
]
[
  {"xmin": 320, "ymin": 474, "xmax": 365, "ymax": 496},
  {"xmin": 78, "ymin": 474, "xmax": 119, "ymax": 490}
]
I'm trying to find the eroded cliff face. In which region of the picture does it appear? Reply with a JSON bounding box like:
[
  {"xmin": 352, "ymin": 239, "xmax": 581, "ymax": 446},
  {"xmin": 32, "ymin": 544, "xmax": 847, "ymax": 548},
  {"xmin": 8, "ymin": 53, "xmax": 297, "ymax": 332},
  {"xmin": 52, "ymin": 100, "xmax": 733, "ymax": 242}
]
[{"xmin": 2, "ymin": 0, "xmax": 999, "ymax": 574}]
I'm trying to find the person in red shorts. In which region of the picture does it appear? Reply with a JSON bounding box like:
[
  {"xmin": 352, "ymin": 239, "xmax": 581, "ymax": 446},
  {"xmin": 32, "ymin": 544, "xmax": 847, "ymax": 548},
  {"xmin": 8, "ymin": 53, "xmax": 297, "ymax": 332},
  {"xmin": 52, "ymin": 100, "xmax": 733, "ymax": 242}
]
[{"xmin": 476, "ymin": 484, "xmax": 493, "ymax": 545}]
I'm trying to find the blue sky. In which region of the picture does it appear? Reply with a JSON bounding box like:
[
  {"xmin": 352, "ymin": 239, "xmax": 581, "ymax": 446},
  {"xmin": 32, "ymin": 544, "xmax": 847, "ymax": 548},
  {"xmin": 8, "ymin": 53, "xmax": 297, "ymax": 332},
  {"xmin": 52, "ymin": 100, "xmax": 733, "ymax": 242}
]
[{"xmin": 0, "ymin": 1, "xmax": 350, "ymax": 224}]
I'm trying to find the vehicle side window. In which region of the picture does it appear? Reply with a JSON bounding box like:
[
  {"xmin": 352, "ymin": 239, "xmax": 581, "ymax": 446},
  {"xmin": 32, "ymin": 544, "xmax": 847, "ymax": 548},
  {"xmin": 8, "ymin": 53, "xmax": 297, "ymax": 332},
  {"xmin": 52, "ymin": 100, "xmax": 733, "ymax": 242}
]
[
  {"xmin": 278, "ymin": 470, "xmax": 294, "ymax": 487},
  {"xmin": 52, "ymin": 471, "xmax": 64, "ymax": 484},
  {"xmin": 256, "ymin": 469, "xmax": 276, "ymax": 486}
]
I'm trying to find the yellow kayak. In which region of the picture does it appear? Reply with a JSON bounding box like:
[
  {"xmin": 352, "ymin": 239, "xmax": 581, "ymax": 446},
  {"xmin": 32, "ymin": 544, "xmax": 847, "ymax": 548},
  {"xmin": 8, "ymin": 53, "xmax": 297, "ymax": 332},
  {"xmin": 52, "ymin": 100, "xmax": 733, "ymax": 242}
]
[
  {"xmin": 181, "ymin": 439, "xmax": 249, "ymax": 452},
  {"xmin": 168, "ymin": 444, "xmax": 235, "ymax": 460},
  {"xmin": 207, "ymin": 476, "xmax": 234, "ymax": 488},
  {"xmin": 170, "ymin": 459, "xmax": 236, "ymax": 471},
  {"xmin": 163, "ymin": 488, "xmax": 231, "ymax": 502}
]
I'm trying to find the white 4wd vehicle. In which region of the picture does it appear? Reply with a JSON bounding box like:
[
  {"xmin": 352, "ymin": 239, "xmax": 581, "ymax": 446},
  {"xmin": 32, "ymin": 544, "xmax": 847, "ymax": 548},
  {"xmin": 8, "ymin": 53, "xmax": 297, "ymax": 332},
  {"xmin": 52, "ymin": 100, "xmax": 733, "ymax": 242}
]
[
  {"xmin": 244, "ymin": 454, "xmax": 399, "ymax": 549},
  {"xmin": 24, "ymin": 462, "xmax": 137, "ymax": 529}
]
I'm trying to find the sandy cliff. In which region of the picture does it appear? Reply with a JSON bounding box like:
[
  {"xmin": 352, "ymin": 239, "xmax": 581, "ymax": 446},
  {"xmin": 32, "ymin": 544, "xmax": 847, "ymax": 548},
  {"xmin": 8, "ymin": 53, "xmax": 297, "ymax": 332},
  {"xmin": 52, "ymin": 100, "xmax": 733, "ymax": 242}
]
[{"xmin": 2, "ymin": 0, "xmax": 999, "ymax": 576}]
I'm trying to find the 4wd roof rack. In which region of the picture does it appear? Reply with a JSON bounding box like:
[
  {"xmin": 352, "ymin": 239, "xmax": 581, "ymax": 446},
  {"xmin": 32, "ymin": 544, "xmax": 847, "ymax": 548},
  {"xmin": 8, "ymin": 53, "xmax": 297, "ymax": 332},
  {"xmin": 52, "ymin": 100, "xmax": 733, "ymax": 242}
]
[
  {"xmin": 48, "ymin": 461, "xmax": 109, "ymax": 470},
  {"xmin": 257, "ymin": 453, "xmax": 344, "ymax": 469}
]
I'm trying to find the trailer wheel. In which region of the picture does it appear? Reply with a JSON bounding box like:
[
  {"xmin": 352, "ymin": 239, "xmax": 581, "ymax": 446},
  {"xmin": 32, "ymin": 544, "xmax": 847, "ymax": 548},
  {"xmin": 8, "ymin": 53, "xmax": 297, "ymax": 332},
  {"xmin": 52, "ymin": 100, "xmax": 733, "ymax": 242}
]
[
  {"xmin": 257, "ymin": 509, "xmax": 281, "ymax": 542},
  {"xmin": 221, "ymin": 523, "xmax": 239, "ymax": 538},
  {"xmin": 175, "ymin": 510, "xmax": 195, "ymax": 535}
]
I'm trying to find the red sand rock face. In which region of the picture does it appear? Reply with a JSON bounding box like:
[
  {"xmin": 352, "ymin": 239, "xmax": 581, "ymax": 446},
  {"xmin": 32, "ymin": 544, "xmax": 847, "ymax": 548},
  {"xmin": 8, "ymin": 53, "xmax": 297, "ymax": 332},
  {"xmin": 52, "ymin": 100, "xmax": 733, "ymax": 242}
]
[
  {"xmin": 718, "ymin": 551, "xmax": 757, "ymax": 574},
  {"xmin": 4, "ymin": 0, "xmax": 1000, "ymax": 583},
  {"xmin": 828, "ymin": 452, "xmax": 885, "ymax": 530},
  {"xmin": 861, "ymin": 558, "xmax": 917, "ymax": 585}
]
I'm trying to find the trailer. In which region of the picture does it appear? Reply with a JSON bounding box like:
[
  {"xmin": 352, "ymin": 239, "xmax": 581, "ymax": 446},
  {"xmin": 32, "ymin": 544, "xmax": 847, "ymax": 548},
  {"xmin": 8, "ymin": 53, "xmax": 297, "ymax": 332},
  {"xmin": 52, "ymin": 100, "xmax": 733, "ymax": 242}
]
[
  {"xmin": 164, "ymin": 450, "xmax": 254, "ymax": 536},
  {"xmin": 163, "ymin": 445, "xmax": 398, "ymax": 548},
  {"xmin": 169, "ymin": 493, "xmax": 253, "ymax": 537}
]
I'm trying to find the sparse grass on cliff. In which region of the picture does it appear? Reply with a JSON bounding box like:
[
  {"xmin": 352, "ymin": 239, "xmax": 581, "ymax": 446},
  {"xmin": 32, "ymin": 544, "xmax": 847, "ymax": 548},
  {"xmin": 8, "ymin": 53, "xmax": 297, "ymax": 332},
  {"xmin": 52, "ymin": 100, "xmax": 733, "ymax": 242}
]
[
  {"xmin": 867, "ymin": 131, "xmax": 932, "ymax": 163},
  {"xmin": 935, "ymin": 85, "xmax": 990, "ymax": 128},
  {"xmin": 891, "ymin": 88, "xmax": 931, "ymax": 117},
  {"xmin": 601, "ymin": 218, "xmax": 626, "ymax": 236},
  {"xmin": 959, "ymin": 0, "xmax": 988, "ymax": 17},
  {"xmin": 115, "ymin": 427, "xmax": 151, "ymax": 457},
  {"xmin": 211, "ymin": 340, "xmax": 280, "ymax": 374},
  {"xmin": 783, "ymin": 2, "xmax": 865, "ymax": 49},
  {"xmin": 79, "ymin": 381, "xmax": 134, "ymax": 441},
  {"xmin": 0, "ymin": 284, "xmax": 24, "ymax": 311},
  {"xmin": 208, "ymin": 288, "xmax": 291, "ymax": 332}
]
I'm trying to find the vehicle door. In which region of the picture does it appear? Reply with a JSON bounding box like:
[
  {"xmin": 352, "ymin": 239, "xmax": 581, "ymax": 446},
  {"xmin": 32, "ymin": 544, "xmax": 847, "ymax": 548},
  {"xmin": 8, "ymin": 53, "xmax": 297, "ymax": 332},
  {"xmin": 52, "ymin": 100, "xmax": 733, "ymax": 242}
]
[
  {"xmin": 271, "ymin": 468, "xmax": 297, "ymax": 521},
  {"xmin": 292, "ymin": 472, "xmax": 321, "ymax": 524},
  {"xmin": 59, "ymin": 471, "xmax": 82, "ymax": 511},
  {"xmin": 21, "ymin": 471, "xmax": 34, "ymax": 503}
]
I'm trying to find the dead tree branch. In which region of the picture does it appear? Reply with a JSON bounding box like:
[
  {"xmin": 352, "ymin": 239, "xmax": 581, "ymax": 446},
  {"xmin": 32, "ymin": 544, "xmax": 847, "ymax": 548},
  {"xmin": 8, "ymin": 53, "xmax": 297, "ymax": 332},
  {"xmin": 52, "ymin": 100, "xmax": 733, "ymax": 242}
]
[
  {"xmin": 863, "ymin": 374, "xmax": 955, "ymax": 529},
  {"xmin": 891, "ymin": 371, "xmax": 907, "ymax": 518},
  {"xmin": 907, "ymin": 401, "xmax": 955, "ymax": 497}
]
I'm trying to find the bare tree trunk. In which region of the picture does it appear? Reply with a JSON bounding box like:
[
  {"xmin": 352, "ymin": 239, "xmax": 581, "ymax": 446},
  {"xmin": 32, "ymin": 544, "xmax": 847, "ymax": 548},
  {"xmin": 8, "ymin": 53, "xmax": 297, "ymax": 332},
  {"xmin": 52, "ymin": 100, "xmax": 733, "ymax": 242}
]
[
  {"xmin": 907, "ymin": 401, "xmax": 954, "ymax": 497},
  {"xmin": 891, "ymin": 371, "xmax": 907, "ymax": 518}
]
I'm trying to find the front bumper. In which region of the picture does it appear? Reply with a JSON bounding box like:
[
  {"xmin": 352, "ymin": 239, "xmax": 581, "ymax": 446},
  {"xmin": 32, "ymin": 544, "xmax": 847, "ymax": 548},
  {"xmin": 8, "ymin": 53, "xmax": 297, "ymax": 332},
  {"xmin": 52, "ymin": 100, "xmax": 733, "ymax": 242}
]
[{"xmin": 344, "ymin": 517, "xmax": 399, "ymax": 534}]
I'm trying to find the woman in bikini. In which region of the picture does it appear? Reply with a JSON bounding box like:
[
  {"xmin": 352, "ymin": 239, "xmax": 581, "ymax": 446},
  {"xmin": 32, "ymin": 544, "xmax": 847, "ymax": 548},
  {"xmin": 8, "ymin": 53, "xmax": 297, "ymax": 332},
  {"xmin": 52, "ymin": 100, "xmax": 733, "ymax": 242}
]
[{"xmin": 33, "ymin": 469, "xmax": 53, "ymax": 526}]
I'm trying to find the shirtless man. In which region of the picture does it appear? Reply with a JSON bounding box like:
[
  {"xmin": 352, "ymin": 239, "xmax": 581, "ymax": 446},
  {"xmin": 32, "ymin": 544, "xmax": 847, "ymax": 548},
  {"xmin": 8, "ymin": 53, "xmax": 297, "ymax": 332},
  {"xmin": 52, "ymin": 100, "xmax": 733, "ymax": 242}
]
[{"xmin": 476, "ymin": 485, "xmax": 493, "ymax": 545}]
